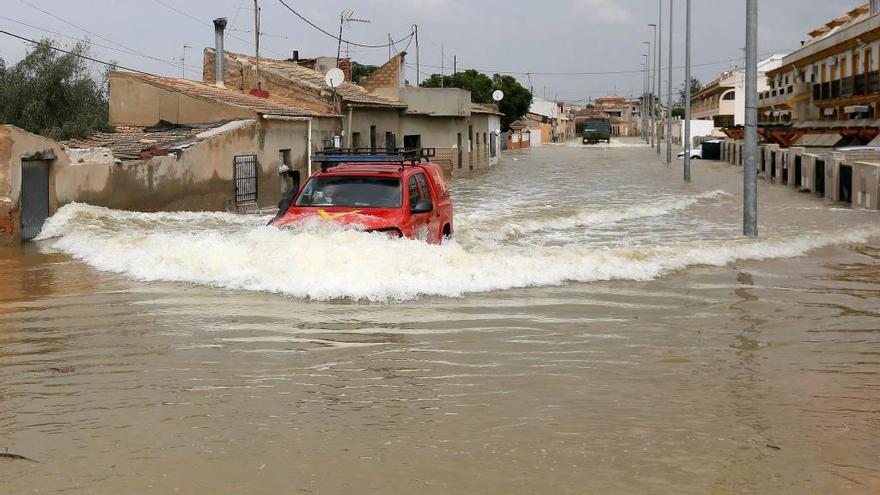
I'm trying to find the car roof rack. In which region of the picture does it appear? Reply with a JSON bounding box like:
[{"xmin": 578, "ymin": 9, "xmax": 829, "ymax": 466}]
[{"xmin": 313, "ymin": 148, "xmax": 436, "ymax": 171}]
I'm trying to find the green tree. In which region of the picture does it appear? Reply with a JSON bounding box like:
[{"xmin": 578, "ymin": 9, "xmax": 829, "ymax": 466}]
[
  {"xmin": 351, "ymin": 62, "xmax": 378, "ymax": 83},
  {"xmin": 0, "ymin": 39, "xmax": 112, "ymax": 140},
  {"xmin": 671, "ymin": 107, "xmax": 686, "ymax": 119},
  {"xmin": 677, "ymin": 77, "xmax": 702, "ymax": 106},
  {"xmin": 421, "ymin": 69, "xmax": 532, "ymax": 131}
]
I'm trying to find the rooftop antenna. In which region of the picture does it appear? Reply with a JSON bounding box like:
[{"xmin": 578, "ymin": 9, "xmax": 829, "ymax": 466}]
[
  {"xmin": 254, "ymin": 0, "xmax": 261, "ymax": 90},
  {"xmin": 180, "ymin": 44, "xmax": 191, "ymax": 78},
  {"xmin": 337, "ymin": 9, "xmax": 370, "ymax": 68}
]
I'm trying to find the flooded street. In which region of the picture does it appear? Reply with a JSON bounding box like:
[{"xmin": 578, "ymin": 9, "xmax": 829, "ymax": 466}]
[{"xmin": 2, "ymin": 141, "xmax": 880, "ymax": 493}]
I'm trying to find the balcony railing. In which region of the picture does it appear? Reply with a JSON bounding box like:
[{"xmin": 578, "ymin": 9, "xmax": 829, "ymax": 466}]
[{"xmin": 813, "ymin": 71, "xmax": 880, "ymax": 101}]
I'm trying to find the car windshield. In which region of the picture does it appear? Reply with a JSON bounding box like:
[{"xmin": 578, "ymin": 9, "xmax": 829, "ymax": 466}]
[{"xmin": 295, "ymin": 176, "xmax": 402, "ymax": 208}]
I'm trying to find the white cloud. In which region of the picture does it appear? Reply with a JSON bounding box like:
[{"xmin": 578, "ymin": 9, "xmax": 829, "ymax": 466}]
[{"xmin": 573, "ymin": 0, "xmax": 634, "ymax": 25}]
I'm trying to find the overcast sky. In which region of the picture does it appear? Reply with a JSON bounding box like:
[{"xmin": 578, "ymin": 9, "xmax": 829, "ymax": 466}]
[{"xmin": 0, "ymin": 0, "xmax": 866, "ymax": 103}]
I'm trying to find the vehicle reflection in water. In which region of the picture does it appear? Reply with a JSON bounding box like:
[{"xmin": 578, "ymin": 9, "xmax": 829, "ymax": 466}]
[{"xmin": 1, "ymin": 142, "xmax": 879, "ymax": 494}]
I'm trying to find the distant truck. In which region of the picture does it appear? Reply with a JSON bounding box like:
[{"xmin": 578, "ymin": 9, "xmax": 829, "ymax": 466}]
[{"xmin": 580, "ymin": 118, "xmax": 611, "ymax": 144}]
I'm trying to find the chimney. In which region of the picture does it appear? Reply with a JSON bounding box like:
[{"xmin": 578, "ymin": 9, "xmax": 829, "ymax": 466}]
[
  {"xmin": 213, "ymin": 17, "xmax": 227, "ymax": 87},
  {"xmin": 292, "ymin": 50, "xmax": 299, "ymax": 64}
]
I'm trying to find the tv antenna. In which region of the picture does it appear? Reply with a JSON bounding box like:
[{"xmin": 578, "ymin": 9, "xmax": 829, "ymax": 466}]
[{"xmin": 336, "ymin": 9, "xmax": 370, "ymax": 68}]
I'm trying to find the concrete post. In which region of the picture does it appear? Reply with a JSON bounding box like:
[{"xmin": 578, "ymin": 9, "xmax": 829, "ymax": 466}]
[
  {"xmin": 684, "ymin": 0, "xmax": 692, "ymax": 181},
  {"xmin": 665, "ymin": 0, "xmax": 673, "ymax": 164},
  {"xmin": 743, "ymin": 0, "xmax": 758, "ymax": 237}
]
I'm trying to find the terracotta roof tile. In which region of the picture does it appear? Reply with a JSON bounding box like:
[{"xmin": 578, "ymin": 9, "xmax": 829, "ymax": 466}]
[
  {"xmin": 118, "ymin": 72, "xmax": 338, "ymax": 117},
  {"xmin": 221, "ymin": 50, "xmax": 406, "ymax": 108},
  {"xmin": 62, "ymin": 120, "xmax": 255, "ymax": 160},
  {"xmin": 470, "ymin": 102, "xmax": 503, "ymax": 115}
]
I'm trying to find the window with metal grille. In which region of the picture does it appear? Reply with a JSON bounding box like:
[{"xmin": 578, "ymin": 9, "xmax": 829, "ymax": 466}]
[{"xmin": 234, "ymin": 154, "xmax": 258, "ymax": 205}]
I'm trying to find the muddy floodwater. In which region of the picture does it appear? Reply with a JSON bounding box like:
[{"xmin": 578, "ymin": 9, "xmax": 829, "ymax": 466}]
[{"xmin": 2, "ymin": 140, "xmax": 880, "ymax": 494}]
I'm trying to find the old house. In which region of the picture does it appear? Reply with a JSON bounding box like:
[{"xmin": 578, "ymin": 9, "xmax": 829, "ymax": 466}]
[
  {"xmin": 204, "ymin": 36, "xmax": 501, "ymax": 175},
  {"xmin": 0, "ymin": 71, "xmax": 341, "ymax": 245}
]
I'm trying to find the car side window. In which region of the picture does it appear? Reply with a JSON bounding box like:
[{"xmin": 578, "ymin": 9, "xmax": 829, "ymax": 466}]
[
  {"xmin": 414, "ymin": 173, "xmax": 430, "ymax": 199},
  {"xmin": 407, "ymin": 176, "xmax": 422, "ymax": 206}
]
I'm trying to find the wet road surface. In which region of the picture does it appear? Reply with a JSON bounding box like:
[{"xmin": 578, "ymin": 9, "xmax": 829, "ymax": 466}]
[{"xmin": 1, "ymin": 140, "xmax": 879, "ymax": 493}]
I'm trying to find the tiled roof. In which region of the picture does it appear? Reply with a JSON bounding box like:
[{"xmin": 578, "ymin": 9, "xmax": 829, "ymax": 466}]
[
  {"xmin": 222, "ymin": 50, "xmax": 406, "ymax": 108},
  {"xmin": 470, "ymin": 102, "xmax": 503, "ymax": 115},
  {"xmin": 62, "ymin": 120, "xmax": 254, "ymax": 160},
  {"xmin": 118, "ymin": 72, "xmax": 336, "ymax": 117}
]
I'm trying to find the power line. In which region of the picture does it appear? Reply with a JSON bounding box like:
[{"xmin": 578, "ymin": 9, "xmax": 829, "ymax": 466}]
[
  {"xmin": 150, "ymin": 0, "xmax": 287, "ymax": 58},
  {"xmin": 0, "ymin": 15, "xmax": 202, "ymax": 71},
  {"xmin": 412, "ymin": 49, "xmax": 791, "ymax": 77},
  {"xmin": 0, "ymin": 29, "xmax": 150, "ymax": 74},
  {"xmin": 18, "ymin": 0, "xmax": 186, "ymax": 70},
  {"xmin": 274, "ymin": 0, "xmax": 413, "ymax": 49}
]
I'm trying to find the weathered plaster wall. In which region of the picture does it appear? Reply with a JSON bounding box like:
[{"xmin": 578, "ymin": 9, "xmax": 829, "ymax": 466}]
[
  {"xmin": 348, "ymin": 108, "xmax": 402, "ymax": 149},
  {"xmin": 110, "ymin": 73, "xmax": 255, "ymax": 126},
  {"xmin": 0, "ymin": 125, "xmax": 70, "ymax": 245}
]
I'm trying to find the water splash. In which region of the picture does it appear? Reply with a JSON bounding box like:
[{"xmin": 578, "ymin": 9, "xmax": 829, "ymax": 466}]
[{"xmin": 36, "ymin": 202, "xmax": 879, "ymax": 302}]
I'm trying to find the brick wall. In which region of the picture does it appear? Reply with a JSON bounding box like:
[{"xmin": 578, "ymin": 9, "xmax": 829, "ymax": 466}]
[{"xmin": 360, "ymin": 54, "xmax": 402, "ymax": 93}]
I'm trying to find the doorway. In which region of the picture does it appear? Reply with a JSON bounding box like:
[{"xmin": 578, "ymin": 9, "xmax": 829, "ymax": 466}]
[
  {"xmin": 839, "ymin": 164, "xmax": 853, "ymax": 204},
  {"xmin": 20, "ymin": 159, "xmax": 50, "ymax": 241},
  {"xmin": 794, "ymin": 155, "xmax": 802, "ymax": 188},
  {"xmin": 815, "ymin": 159, "xmax": 825, "ymax": 197}
]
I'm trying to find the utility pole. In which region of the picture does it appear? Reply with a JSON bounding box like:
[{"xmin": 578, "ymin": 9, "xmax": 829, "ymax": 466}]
[
  {"xmin": 254, "ymin": 0, "xmax": 260, "ymax": 90},
  {"xmin": 181, "ymin": 44, "xmax": 191, "ymax": 79},
  {"xmin": 388, "ymin": 33, "xmax": 392, "ymax": 60},
  {"xmin": 441, "ymin": 44, "xmax": 445, "ymax": 87},
  {"xmin": 642, "ymin": 41, "xmax": 651, "ymax": 143},
  {"xmin": 648, "ymin": 26, "xmax": 656, "ymax": 149},
  {"xmin": 656, "ymin": 1, "xmax": 662, "ymax": 157},
  {"xmin": 337, "ymin": 10, "xmax": 370, "ymax": 68},
  {"xmin": 414, "ymin": 24, "xmax": 420, "ymax": 85},
  {"xmin": 684, "ymin": 0, "xmax": 692, "ymax": 181},
  {"xmin": 744, "ymin": 0, "xmax": 758, "ymax": 236},
  {"xmin": 665, "ymin": 0, "xmax": 673, "ymax": 164},
  {"xmin": 642, "ymin": 58, "xmax": 648, "ymax": 142},
  {"xmin": 453, "ymin": 55, "xmax": 457, "ymax": 74}
]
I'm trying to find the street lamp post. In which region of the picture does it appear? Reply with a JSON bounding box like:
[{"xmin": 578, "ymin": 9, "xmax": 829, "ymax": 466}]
[
  {"xmin": 642, "ymin": 41, "xmax": 651, "ymax": 143},
  {"xmin": 642, "ymin": 54, "xmax": 649, "ymax": 142},
  {"xmin": 645, "ymin": 32, "xmax": 655, "ymax": 148},
  {"xmin": 684, "ymin": 0, "xmax": 692, "ymax": 181},
  {"xmin": 666, "ymin": 0, "xmax": 674, "ymax": 164},
  {"xmin": 656, "ymin": 2, "xmax": 662, "ymax": 157},
  {"xmin": 744, "ymin": 0, "xmax": 758, "ymax": 236}
]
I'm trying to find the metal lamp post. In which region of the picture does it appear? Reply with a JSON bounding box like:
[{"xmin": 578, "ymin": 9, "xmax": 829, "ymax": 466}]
[
  {"xmin": 642, "ymin": 54, "xmax": 649, "ymax": 142},
  {"xmin": 744, "ymin": 0, "xmax": 758, "ymax": 236},
  {"xmin": 656, "ymin": 3, "xmax": 662, "ymax": 157},
  {"xmin": 642, "ymin": 42, "xmax": 651, "ymax": 143},
  {"xmin": 684, "ymin": 0, "xmax": 692, "ymax": 181},
  {"xmin": 665, "ymin": 0, "xmax": 674, "ymax": 164},
  {"xmin": 644, "ymin": 36, "xmax": 655, "ymax": 147}
]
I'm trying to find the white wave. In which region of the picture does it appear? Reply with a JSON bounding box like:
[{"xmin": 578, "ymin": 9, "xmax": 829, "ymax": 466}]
[
  {"xmin": 36, "ymin": 202, "xmax": 879, "ymax": 302},
  {"xmin": 503, "ymin": 190, "xmax": 732, "ymax": 235}
]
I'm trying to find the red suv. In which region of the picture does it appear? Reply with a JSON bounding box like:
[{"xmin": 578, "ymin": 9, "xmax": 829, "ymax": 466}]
[{"xmin": 270, "ymin": 149, "xmax": 454, "ymax": 243}]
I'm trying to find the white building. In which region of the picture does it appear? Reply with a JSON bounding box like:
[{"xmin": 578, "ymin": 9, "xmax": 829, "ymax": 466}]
[{"xmin": 691, "ymin": 54, "xmax": 786, "ymax": 128}]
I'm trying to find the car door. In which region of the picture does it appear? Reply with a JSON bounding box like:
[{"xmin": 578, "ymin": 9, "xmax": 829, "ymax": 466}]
[
  {"xmin": 414, "ymin": 172, "xmax": 442, "ymax": 240},
  {"xmin": 406, "ymin": 173, "xmax": 434, "ymax": 241}
]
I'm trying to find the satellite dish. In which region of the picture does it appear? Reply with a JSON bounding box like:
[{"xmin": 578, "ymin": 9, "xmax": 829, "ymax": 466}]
[
  {"xmin": 325, "ymin": 68, "xmax": 345, "ymax": 88},
  {"xmin": 492, "ymin": 90, "xmax": 504, "ymax": 102}
]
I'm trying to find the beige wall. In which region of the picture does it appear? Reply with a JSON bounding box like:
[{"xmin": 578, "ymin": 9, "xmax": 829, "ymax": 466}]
[
  {"xmin": 0, "ymin": 125, "xmax": 70, "ymax": 245},
  {"xmin": 1, "ymin": 116, "xmax": 342, "ymax": 245},
  {"xmin": 348, "ymin": 108, "xmax": 402, "ymax": 149},
  {"xmin": 110, "ymin": 73, "xmax": 256, "ymax": 126},
  {"xmin": 62, "ymin": 117, "xmax": 340, "ymax": 211}
]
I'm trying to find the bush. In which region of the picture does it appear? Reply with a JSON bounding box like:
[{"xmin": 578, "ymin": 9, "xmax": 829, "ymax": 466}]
[{"xmin": 0, "ymin": 39, "xmax": 113, "ymax": 140}]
